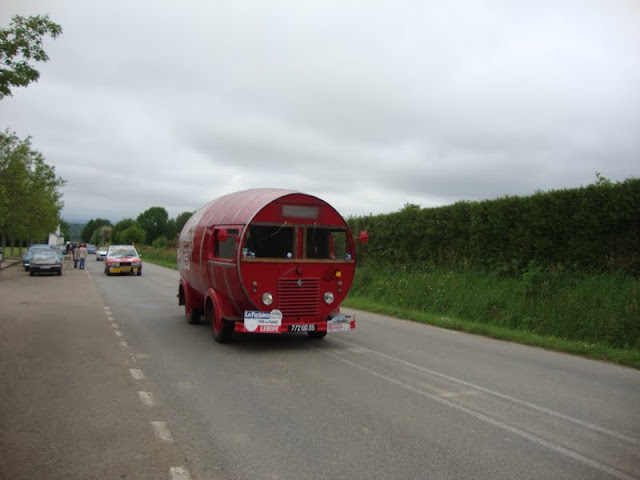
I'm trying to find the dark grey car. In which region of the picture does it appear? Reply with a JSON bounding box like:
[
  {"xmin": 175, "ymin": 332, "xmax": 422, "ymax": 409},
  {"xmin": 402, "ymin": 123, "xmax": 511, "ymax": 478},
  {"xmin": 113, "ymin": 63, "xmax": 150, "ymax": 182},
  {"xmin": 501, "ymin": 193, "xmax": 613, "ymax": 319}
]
[
  {"xmin": 23, "ymin": 245, "xmax": 54, "ymax": 271},
  {"xmin": 29, "ymin": 250, "xmax": 63, "ymax": 276}
]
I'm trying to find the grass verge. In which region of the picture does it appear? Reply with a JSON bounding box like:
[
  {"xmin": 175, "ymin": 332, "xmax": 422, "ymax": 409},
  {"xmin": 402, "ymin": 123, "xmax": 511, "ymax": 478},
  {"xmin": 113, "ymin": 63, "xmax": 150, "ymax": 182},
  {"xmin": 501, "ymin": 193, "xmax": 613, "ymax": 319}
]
[
  {"xmin": 342, "ymin": 296, "xmax": 640, "ymax": 369},
  {"xmin": 346, "ymin": 264, "xmax": 640, "ymax": 369}
]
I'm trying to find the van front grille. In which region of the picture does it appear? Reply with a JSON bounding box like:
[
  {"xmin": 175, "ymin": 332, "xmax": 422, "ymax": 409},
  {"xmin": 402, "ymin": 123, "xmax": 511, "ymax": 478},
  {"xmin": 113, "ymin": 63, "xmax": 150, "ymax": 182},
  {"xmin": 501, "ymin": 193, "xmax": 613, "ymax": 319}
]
[{"xmin": 277, "ymin": 278, "xmax": 320, "ymax": 318}]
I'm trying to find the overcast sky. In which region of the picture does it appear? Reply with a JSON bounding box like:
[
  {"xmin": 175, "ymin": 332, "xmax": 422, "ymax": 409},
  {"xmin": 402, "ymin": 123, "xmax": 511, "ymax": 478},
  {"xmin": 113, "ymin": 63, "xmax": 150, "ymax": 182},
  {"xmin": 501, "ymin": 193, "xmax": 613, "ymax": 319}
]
[{"xmin": 1, "ymin": 0, "xmax": 639, "ymax": 223}]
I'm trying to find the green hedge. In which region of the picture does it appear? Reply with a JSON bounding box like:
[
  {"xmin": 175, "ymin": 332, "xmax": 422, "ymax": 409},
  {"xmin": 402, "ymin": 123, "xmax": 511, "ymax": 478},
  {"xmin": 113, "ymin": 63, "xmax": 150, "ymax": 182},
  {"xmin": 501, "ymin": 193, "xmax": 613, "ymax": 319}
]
[{"xmin": 349, "ymin": 178, "xmax": 640, "ymax": 275}]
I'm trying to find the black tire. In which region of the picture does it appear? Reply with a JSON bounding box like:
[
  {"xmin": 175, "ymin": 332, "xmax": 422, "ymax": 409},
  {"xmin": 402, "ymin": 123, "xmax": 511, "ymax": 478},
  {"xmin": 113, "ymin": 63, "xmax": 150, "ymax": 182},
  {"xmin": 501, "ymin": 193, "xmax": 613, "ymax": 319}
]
[
  {"xmin": 185, "ymin": 304, "xmax": 201, "ymax": 325},
  {"xmin": 213, "ymin": 320, "xmax": 234, "ymax": 343},
  {"xmin": 57, "ymin": 270, "xmax": 62, "ymax": 276},
  {"xmin": 209, "ymin": 305, "xmax": 233, "ymax": 343},
  {"xmin": 308, "ymin": 330, "xmax": 327, "ymax": 339},
  {"xmin": 137, "ymin": 270, "xmax": 142, "ymax": 276},
  {"xmin": 29, "ymin": 270, "xmax": 35, "ymax": 277},
  {"xmin": 105, "ymin": 268, "xmax": 110, "ymax": 276}
]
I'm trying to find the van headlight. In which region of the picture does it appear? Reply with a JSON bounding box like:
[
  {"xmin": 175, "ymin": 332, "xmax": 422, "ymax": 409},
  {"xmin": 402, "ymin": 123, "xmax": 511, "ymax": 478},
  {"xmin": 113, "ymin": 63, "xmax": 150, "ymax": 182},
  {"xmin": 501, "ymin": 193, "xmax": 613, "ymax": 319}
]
[
  {"xmin": 262, "ymin": 292, "xmax": 273, "ymax": 306},
  {"xmin": 324, "ymin": 292, "xmax": 335, "ymax": 305}
]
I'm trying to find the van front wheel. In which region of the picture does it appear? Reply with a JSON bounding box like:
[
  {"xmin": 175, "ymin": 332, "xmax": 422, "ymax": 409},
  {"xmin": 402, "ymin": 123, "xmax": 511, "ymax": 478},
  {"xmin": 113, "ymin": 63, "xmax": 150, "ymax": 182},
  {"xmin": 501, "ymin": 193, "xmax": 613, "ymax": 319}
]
[
  {"xmin": 308, "ymin": 330, "xmax": 327, "ymax": 339},
  {"xmin": 211, "ymin": 311, "xmax": 233, "ymax": 343},
  {"xmin": 185, "ymin": 304, "xmax": 201, "ymax": 325}
]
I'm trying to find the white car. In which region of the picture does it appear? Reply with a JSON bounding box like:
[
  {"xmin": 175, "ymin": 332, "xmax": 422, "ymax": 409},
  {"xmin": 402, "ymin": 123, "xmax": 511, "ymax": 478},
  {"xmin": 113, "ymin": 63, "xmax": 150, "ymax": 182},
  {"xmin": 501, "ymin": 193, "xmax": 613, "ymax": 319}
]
[{"xmin": 96, "ymin": 246, "xmax": 108, "ymax": 261}]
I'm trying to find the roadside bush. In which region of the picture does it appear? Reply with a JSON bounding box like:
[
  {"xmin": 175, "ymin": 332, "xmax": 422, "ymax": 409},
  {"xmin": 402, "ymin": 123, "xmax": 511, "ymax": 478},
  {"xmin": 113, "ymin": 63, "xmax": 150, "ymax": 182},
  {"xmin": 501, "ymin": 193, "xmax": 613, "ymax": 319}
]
[{"xmin": 152, "ymin": 236, "xmax": 169, "ymax": 249}]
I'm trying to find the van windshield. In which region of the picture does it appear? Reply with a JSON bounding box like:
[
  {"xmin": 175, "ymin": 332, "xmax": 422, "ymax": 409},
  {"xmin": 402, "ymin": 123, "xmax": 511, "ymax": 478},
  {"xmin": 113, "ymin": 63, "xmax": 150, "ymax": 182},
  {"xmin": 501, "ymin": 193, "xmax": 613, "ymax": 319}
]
[
  {"xmin": 306, "ymin": 227, "xmax": 350, "ymax": 260},
  {"xmin": 243, "ymin": 225, "xmax": 295, "ymax": 259}
]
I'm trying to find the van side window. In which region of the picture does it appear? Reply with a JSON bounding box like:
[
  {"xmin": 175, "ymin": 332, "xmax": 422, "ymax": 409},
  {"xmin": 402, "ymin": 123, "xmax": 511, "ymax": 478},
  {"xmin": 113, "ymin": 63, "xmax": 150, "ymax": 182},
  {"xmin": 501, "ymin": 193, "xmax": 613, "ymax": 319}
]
[
  {"xmin": 244, "ymin": 225, "xmax": 295, "ymax": 258},
  {"xmin": 214, "ymin": 229, "xmax": 239, "ymax": 259}
]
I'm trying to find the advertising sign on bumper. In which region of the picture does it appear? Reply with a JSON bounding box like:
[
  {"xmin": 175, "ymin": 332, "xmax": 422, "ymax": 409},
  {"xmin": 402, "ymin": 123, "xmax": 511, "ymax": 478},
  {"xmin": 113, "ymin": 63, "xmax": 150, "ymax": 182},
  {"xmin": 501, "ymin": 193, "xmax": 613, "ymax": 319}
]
[{"xmin": 244, "ymin": 309, "xmax": 283, "ymax": 333}]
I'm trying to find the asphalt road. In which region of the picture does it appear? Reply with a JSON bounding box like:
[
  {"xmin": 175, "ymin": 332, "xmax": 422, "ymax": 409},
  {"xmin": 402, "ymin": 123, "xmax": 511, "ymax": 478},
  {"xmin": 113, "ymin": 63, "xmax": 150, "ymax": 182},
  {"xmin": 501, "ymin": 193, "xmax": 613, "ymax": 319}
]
[{"xmin": 1, "ymin": 257, "xmax": 639, "ymax": 480}]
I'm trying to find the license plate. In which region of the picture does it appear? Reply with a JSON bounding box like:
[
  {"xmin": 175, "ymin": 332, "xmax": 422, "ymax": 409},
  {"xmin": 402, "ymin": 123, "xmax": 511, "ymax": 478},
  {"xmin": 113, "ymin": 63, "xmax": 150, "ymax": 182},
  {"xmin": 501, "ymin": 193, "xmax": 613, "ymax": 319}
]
[
  {"xmin": 327, "ymin": 322, "xmax": 351, "ymax": 332},
  {"xmin": 288, "ymin": 324, "xmax": 317, "ymax": 332},
  {"xmin": 41, "ymin": 266, "xmax": 51, "ymax": 270}
]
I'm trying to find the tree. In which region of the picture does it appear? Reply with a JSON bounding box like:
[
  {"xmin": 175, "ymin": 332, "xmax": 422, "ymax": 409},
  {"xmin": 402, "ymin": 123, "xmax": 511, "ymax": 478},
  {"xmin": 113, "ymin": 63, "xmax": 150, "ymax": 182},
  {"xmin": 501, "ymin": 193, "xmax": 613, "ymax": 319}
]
[
  {"xmin": 0, "ymin": 130, "xmax": 29, "ymax": 245},
  {"xmin": 137, "ymin": 206, "xmax": 168, "ymax": 244},
  {"xmin": 174, "ymin": 211, "xmax": 194, "ymax": 236},
  {"xmin": 0, "ymin": 14, "xmax": 62, "ymax": 99},
  {"xmin": 23, "ymin": 153, "xmax": 65, "ymax": 242},
  {"xmin": 59, "ymin": 219, "xmax": 70, "ymax": 242},
  {"xmin": 119, "ymin": 224, "xmax": 145, "ymax": 245},
  {"xmin": 0, "ymin": 129, "xmax": 65, "ymax": 249},
  {"xmin": 111, "ymin": 218, "xmax": 136, "ymax": 245},
  {"xmin": 90, "ymin": 225, "xmax": 112, "ymax": 246},
  {"xmin": 165, "ymin": 218, "xmax": 177, "ymax": 241},
  {"xmin": 81, "ymin": 218, "xmax": 112, "ymax": 242}
]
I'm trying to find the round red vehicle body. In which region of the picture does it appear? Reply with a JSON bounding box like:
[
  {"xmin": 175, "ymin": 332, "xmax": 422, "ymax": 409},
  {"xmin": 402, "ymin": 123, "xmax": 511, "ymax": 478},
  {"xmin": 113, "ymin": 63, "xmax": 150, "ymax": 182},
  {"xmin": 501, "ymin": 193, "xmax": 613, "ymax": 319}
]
[{"xmin": 177, "ymin": 188, "xmax": 363, "ymax": 342}]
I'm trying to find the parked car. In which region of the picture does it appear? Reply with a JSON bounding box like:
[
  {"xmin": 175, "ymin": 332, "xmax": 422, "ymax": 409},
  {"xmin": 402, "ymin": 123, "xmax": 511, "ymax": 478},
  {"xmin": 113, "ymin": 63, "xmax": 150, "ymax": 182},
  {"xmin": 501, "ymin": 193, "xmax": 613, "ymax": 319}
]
[
  {"xmin": 104, "ymin": 245, "xmax": 142, "ymax": 276},
  {"xmin": 96, "ymin": 246, "xmax": 108, "ymax": 261},
  {"xmin": 29, "ymin": 250, "xmax": 63, "ymax": 276},
  {"xmin": 86, "ymin": 244, "xmax": 97, "ymax": 254},
  {"xmin": 23, "ymin": 244, "xmax": 56, "ymax": 271}
]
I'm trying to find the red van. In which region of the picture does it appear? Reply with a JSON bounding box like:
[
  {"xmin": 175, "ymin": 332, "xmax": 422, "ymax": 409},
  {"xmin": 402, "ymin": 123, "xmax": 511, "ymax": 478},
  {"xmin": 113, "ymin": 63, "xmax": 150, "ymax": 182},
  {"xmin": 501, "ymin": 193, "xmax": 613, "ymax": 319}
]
[{"xmin": 177, "ymin": 188, "xmax": 367, "ymax": 343}]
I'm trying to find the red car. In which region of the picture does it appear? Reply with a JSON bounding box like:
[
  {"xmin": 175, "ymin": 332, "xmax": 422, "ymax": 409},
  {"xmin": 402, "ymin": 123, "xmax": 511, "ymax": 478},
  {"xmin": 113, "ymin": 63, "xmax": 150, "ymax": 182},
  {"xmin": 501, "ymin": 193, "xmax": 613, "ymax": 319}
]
[{"xmin": 104, "ymin": 245, "xmax": 142, "ymax": 276}]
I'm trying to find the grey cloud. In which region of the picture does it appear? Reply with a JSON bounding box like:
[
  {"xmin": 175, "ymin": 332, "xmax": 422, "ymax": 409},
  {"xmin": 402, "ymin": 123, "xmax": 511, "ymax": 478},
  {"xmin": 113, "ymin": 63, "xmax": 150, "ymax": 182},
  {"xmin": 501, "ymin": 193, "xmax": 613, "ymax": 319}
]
[{"xmin": 0, "ymin": 0, "xmax": 638, "ymax": 223}]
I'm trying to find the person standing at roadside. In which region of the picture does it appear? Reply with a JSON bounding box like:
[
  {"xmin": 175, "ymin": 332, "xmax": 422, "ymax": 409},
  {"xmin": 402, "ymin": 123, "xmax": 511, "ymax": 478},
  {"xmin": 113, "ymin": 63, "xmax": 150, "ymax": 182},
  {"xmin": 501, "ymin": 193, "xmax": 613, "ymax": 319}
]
[
  {"xmin": 70, "ymin": 242, "xmax": 77, "ymax": 265},
  {"xmin": 72, "ymin": 243, "xmax": 80, "ymax": 268},
  {"xmin": 78, "ymin": 243, "xmax": 88, "ymax": 270}
]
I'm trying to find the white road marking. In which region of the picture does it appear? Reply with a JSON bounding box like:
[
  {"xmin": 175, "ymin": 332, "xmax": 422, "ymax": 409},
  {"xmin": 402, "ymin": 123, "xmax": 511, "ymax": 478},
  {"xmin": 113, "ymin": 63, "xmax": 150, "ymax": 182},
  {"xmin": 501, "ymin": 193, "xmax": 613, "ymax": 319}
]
[
  {"xmin": 438, "ymin": 390, "xmax": 479, "ymax": 398},
  {"xmin": 129, "ymin": 368, "xmax": 144, "ymax": 380},
  {"xmin": 320, "ymin": 346, "xmax": 636, "ymax": 480},
  {"xmin": 151, "ymin": 421, "xmax": 173, "ymax": 442},
  {"xmin": 333, "ymin": 338, "xmax": 638, "ymax": 445},
  {"xmin": 170, "ymin": 466, "xmax": 192, "ymax": 480},
  {"xmin": 120, "ymin": 341, "xmax": 128, "ymax": 348},
  {"xmin": 138, "ymin": 391, "xmax": 155, "ymax": 406},
  {"xmin": 114, "ymin": 330, "xmax": 123, "ymax": 337}
]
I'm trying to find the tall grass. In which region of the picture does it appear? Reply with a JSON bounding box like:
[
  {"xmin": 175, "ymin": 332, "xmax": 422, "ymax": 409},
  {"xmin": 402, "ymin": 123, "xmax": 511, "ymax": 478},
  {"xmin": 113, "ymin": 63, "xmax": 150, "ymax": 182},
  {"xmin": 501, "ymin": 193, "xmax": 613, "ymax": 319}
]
[
  {"xmin": 345, "ymin": 264, "xmax": 640, "ymax": 368},
  {"xmin": 138, "ymin": 245, "xmax": 177, "ymax": 269}
]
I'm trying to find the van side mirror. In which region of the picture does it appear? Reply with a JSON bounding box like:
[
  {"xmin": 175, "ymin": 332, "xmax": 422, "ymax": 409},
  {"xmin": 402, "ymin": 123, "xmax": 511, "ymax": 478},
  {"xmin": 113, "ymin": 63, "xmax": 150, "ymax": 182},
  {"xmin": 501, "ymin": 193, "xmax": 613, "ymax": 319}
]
[{"xmin": 358, "ymin": 231, "xmax": 369, "ymax": 244}]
